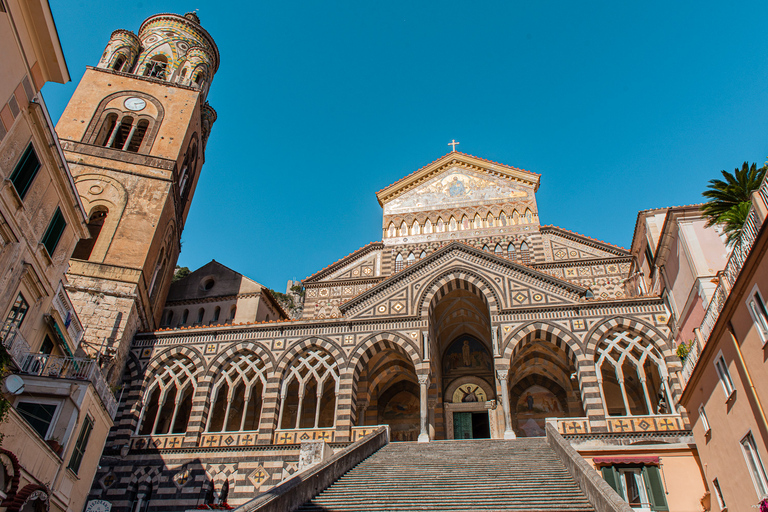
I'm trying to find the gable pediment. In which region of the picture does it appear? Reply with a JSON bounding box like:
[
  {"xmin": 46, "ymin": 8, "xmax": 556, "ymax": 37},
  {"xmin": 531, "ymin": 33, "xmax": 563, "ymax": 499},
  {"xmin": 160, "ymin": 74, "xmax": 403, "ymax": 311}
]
[
  {"xmin": 341, "ymin": 242, "xmax": 587, "ymax": 320},
  {"xmin": 304, "ymin": 242, "xmax": 383, "ymax": 283},
  {"xmin": 541, "ymin": 227, "xmax": 629, "ymax": 261},
  {"xmin": 376, "ymin": 152, "xmax": 540, "ymax": 211}
]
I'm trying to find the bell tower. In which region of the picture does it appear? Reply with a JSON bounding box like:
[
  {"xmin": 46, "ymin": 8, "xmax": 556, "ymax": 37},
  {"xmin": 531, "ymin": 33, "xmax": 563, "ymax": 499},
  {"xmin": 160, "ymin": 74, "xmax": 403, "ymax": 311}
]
[{"xmin": 56, "ymin": 12, "xmax": 219, "ymax": 380}]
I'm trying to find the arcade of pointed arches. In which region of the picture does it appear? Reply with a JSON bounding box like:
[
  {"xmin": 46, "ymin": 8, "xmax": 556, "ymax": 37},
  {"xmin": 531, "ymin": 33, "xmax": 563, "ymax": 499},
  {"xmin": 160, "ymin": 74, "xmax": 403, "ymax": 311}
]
[{"xmin": 132, "ymin": 283, "xmax": 677, "ymax": 441}]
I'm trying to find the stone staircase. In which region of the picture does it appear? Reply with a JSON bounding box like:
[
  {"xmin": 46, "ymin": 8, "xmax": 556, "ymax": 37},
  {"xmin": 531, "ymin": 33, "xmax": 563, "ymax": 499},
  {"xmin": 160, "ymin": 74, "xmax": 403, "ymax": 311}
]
[{"xmin": 296, "ymin": 437, "xmax": 595, "ymax": 512}]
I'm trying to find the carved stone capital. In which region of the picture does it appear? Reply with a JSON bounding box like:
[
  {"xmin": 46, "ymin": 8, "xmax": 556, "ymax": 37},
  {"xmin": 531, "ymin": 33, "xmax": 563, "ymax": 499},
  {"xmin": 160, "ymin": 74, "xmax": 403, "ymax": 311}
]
[
  {"xmin": 417, "ymin": 374, "xmax": 429, "ymax": 385},
  {"xmin": 496, "ymin": 370, "xmax": 509, "ymax": 381}
]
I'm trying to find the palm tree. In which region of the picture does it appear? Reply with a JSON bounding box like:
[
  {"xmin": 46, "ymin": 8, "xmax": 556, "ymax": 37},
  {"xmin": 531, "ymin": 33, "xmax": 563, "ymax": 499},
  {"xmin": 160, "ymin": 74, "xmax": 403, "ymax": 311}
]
[{"xmin": 701, "ymin": 162, "xmax": 766, "ymax": 245}]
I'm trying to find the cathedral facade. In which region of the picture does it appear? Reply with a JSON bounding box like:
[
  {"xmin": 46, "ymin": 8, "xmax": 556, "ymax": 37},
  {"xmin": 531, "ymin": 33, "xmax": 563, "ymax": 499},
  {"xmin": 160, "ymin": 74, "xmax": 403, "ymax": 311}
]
[{"xmin": 86, "ymin": 149, "xmax": 703, "ymax": 510}]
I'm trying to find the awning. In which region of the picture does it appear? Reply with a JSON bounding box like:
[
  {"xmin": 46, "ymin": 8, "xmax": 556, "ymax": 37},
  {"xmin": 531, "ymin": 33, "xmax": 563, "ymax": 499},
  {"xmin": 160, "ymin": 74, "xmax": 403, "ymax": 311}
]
[{"xmin": 593, "ymin": 456, "xmax": 659, "ymax": 467}]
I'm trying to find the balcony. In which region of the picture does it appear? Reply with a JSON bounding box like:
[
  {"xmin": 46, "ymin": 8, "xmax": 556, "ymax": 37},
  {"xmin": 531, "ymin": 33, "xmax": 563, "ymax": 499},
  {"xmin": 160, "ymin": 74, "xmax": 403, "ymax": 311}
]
[
  {"xmin": 0, "ymin": 325, "xmax": 117, "ymax": 419},
  {"xmin": 18, "ymin": 354, "xmax": 118, "ymax": 419},
  {"xmin": 680, "ymin": 174, "xmax": 768, "ymax": 388}
]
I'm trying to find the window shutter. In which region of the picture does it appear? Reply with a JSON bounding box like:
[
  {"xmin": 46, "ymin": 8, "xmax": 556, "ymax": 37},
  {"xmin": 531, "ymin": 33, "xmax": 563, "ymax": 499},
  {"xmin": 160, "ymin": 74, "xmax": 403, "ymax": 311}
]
[
  {"xmin": 42, "ymin": 207, "xmax": 66, "ymax": 256},
  {"xmin": 10, "ymin": 144, "xmax": 41, "ymax": 199},
  {"xmin": 601, "ymin": 467, "xmax": 624, "ymax": 499},
  {"xmin": 643, "ymin": 466, "xmax": 669, "ymax": 511}
]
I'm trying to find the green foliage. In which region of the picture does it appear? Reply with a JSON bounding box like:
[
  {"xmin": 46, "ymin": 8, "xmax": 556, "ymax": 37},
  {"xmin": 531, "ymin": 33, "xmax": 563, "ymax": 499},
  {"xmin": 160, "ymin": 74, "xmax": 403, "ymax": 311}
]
[
  {"xmin": 0, "ymin": 343, "xmax": 13, "ymax": 443},
  {"xmin": 701, "ymin": 162, "xmax": 766, "ymax": 245},
  {"xmin": 676, "ymin": 341, "xmax": 690, "ymax": 360},
  {"xmin": 172, "ymin": 265, "xmax": 191, "ymax": 283}
]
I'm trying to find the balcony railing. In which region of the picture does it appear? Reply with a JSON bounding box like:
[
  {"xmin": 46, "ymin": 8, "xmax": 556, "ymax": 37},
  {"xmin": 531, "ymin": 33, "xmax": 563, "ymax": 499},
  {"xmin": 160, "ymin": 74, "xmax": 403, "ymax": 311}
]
[
  {"xmin": 681, "ymin": 175, "xmax": 768, "ymax": 387},
  {"xmin": 17, "ymin": 353, "xmax": 118, "ymax": 419},
  {"xmin": 0, "ymin": 322, "xmax": 32, "ymax": 368}
]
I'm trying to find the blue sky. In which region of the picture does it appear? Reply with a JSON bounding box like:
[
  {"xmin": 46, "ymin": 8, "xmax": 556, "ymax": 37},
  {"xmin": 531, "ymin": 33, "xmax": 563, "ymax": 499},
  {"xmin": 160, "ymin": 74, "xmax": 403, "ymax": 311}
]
[{"xmin": 44, "ymin": 1, "xmax": 768, "ymax": 291}]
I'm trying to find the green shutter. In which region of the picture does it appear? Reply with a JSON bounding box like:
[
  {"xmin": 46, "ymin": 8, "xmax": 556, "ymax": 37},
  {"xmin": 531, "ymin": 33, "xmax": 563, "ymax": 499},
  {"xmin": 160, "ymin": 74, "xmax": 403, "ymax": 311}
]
[
  {"xmin": 10, "ymin": 144, "xmax": 41, "ymax": 199},
  {"xmin": 643, "ymin": 466, "xmax": 669, "ymax": 511},
  {"xmin": 68, "ymin": 415, "xmax": 94, "ymax": 474},
  {"xmin": 41, "ymin": 207, "xmax": 66, "ymax": 256},
  {"xmin": 601, "ymin": 466, "xmax": 624, "ymax": 499}
]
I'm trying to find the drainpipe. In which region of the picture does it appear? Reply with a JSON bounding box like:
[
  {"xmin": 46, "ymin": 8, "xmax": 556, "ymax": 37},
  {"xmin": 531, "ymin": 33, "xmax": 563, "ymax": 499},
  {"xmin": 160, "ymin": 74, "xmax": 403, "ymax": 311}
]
[{"xmin": 728, "ymin": 322, "xmax": 768, "ymax": 439}]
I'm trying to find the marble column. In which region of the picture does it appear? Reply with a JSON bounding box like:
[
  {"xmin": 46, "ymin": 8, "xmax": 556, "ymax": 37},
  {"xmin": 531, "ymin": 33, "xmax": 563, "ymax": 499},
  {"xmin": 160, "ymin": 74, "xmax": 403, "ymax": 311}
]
[
  {"xmin": 497, "ymin": 370, "xmax": 516, "ymax": 439},
  {"xmin": 418, "ymin": 373, "xmax": 430, "ymax": 443}
]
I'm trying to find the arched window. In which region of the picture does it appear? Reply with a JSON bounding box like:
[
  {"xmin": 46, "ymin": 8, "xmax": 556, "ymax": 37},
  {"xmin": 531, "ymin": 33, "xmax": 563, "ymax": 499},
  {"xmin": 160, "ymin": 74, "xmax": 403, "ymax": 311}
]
[
  {"xmin": 212, "ymin": 307, "xmax": 220, "ymax": 324},
  {"xmin": 525, "ymin": 209, "xmax": 534, "ymax": 223},
  {"xmin": 510, "ymin": 210, "xmax": 518, "ymax": 225},
  {"xmin": 110, "ymin": 116, "xmax": 133, "ymax": 149},
  {"xmin": 144, "ymin": 55, "xmax": 168, "ymax": 79},
  {"xmin": 161, "ymin": 310, "xmax": 173, "ymax": 327},
  {"xmin": 419, "ymin": 250, "xmax": 427, "ymax": 259},
  {"xmin": 112, "ymin": 55, "xmax": 126, "ymax": 72},
  {"xmin": 95, "ymin": 113, "xmax": 118, "ymax": 146},
  {"xmin": 394, "ymin": 253, "xmax": 404, "ymax": 272},
  {"xmin": 449, "ymin": 217, "xmax": 457, "ymax": 231},
  {"xmin": 278, "ymin": 349, "xmax": 339, "ymax": 430},
  {"xmin": 207, "ymin": 353, "xmax": 267, "ymax": 432},
  {"xmin": 180, "ymin": 67, "xmax": 187, "ymax": 80},
  {"xmin": 229, "ymin": 305, "xmax": 237, "ymax": 322},
  {"xmin": 486, "ymin": 213, "xmax": 495, "ymax": 227},
  {"xmin": 137, "ymin": 357, "xmax": 198, "ymax": 435},
  {"xmin": 499, "ymin": 212, "xmax": 507, "ymax": 226},
  {"xmin": 461, "ymin": 215, "xmax": 469, "ymax": 230},
  {"xmin": 595, "ymin": 331, "xmax": 672, "ymax": 417},
  {"xmin": 424, "ymin": 219, "xmax": 432, "ymax": 234},
  {"xmin": 482, "ymin": 244, "xmax": 489, "ymax": 252},
  {"xmin": 520, "ymin": 241, "xmax": 530, "ymax": 265},
  {"xmin": 407, "ymin": 252, "xmax": 415, "ymax": 266},
  {"xmin": 507, "ymin": 243, "xmax": 515, "ymax": 260},
  {"xmin": 387, "ymin": 223, "xmax": 396, "ymax": 238},
  {"xmin": 399, "ymin": 221, "xmax": 408, "ymax": 236},
  {"xmin": 474, "ymin": 214, "xmax": 483, "ymax": 229},
  {"xmin": 71, "ymin": 208, "xmax": 108, "ymax": 260},
  {"xmin": 182, "ymin": 309, "xmax": 189, "ymax": 325},
  {"xmin": 494, "ymin": 244, "xmax": 502, "ymax": 256},
  {"xmin": 436, "ymin": 218, "xmax": 444, "ymax": 232},
  {"xmin": 411, "ymin": 220, "xmax": 420, "ymax": 235},
  {"xmin": 197, "ymin": 308, "xmax": 205, "ymax": 325},
  {"xmin": 194, "ymin": 71, "xmax": 206, "ymax": 86}
]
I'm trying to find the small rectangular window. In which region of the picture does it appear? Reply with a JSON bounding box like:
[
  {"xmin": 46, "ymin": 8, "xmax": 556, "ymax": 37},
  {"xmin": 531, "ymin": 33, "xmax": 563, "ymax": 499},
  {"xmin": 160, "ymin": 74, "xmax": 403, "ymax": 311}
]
[
  {"xmin": 748, "ymin": 289, "xmax": 768, "ymax": 343},
  {"xmin": 715, "ymin": 355, "xmax": 735, "ymax": 397},
  {"xmin": 9, "ymin": 143, "xmax": 41, "ymax": 199},
  {"xmin": 41, "ymin": 207, "xmax": 66, "ymax": 256},
  {"xmin": 4, "ymin": 293, "xmax": 29, "ymax": 328},
  {"xmin": 699, "ymin": 404, "xmax": 711, "ymax": 434},
  {"xmin": 68, "ymin": 414, "xmax": 94, "ymax": 474},
  {"xmin": 713, "ymin": 478, "xmax": 726, "ymax": 509},
  {"xmin": 16, "ymin": 402, "xmax": 57, "ymax": 439},
  {"xmin": 741, "ymin": 432, "xmax": 768, "ymax": 498}
]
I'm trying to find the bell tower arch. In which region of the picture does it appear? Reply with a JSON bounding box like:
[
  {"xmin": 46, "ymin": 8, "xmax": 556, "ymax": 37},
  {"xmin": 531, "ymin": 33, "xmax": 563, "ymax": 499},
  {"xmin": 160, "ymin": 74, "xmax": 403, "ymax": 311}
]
[{"xmin": 56, "ymin": 12, "xmax": 219, "ymax": 381}]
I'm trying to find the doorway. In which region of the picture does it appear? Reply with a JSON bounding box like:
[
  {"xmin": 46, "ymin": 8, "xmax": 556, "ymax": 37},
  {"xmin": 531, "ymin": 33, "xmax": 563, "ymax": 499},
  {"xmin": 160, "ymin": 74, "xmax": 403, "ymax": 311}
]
[{"xmin": 453, "ymin": 411, "xmax": 491, "ymax": 439}]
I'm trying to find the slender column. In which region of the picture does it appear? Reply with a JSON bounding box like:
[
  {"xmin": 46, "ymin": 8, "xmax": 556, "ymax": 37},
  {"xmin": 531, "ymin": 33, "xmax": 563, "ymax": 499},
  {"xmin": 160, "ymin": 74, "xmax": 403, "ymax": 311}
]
[
  {"xmin": 314, "ymin": 381, "xmax": 324, "ymax": 428},
  {"xmin": 418, "ymin": 373, "xmax": 430, "ymax": 443},
  {"xmin": 497, "ymin": 370, "xmax": 516, "ymax": 439},
  {"xmin": 106, "ymin": 121, "xmax": 123, "ymax": 147},
  {"xmin": 295, "ymin": 388, "xmax": 305, "ymax": 429},
  {"xmin": 122, "ymin": 122, "xmax": 138, "ymax": 150},
  {"xmin": 276, "ymin": 390, "xmax": 287, "ymax": 431}
]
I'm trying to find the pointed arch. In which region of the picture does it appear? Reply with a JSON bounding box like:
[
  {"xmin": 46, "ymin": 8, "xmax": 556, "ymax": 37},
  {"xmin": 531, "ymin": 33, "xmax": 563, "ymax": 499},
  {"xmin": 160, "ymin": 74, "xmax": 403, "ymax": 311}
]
[
  {"xmin": 399, "ymin": 221, "xmax": 408, "ymax": 236},
  {"xmin": 436, "ymin": 217, "xmax": 445, "ymax": 232},
  {"xmin": 387, "ymin": 222, "xmax": 396, "ymax": 238},
  {"xmin": 494, "ymin": 244, "xmax": 503, "ymax": 256},
  {"xmin": 486, "ymin": 212, "xmax": 495, "ymax": 227},
  {"xmin": 474, "ymin": 213, "xmax": 483, "ymax": 229},
  {"xmin": 418, "ymin": 268, "xmax": 502, "ymax": 318},
  {"xmin": 411, "ymin": 220, "xmax": 420, "ymax": 235},
  {"xmin": 424, "ymin": 219, "xmax": 433, "ymax": 234},
  {"xmin": 520, "ymin": 241, "xmax": 530, "ymax": 264},
  {"xmin": 512, "ymin": 210, "xmax": 520, "ymax": 225},
  {"xmin": 507, "ymin": 242, "xmax": 515, "ymax": 260},
  {"xmin": 499, "ymin": 212, "xmax": 508, "ymax": 226},
  {"xmin": 449, "ymin": 216, "xmax": 457, "ymax": 231}
]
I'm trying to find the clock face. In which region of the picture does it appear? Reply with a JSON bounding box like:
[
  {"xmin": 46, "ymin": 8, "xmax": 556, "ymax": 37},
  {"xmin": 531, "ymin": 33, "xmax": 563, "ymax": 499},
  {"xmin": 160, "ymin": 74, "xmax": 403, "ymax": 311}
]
[{"xmin": 124, "ymin": 97, "xmax": 146, "ymax": 111}]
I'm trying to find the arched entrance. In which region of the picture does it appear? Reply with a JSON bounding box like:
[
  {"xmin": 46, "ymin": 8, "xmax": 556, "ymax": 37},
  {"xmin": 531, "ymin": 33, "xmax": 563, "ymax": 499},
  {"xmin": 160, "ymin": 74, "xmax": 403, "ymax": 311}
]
[
  {"xmin": 428, "ymin": 282, "xmax": 496, "ymax": 439},
  {"xmin": 508, "ymin": 339, "xmax": 584, "ymax": 437}
]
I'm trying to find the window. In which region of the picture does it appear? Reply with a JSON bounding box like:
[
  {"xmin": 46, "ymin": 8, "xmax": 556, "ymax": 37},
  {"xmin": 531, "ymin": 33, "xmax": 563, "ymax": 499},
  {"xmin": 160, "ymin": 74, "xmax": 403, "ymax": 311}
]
[
  {"xmin": 520, "ymin": 241, "xmax": 530, "ymax": 265},
  {"xmin": 71, "ymin": 208, "xmax": 108, "ymax": 260},
  {"xmin": 699, "ymin": 404, "xmax": 711, "ymax": 435},
  {"xmin": 137, "ymin": 357, "xmax": 198, "ymax": 435},
  {"xmin": 399, "ymin": 221, "xmax": 408, "ymax": 236},
  {"xmin": 16, "ymin": 402, "xmax": 57, "ymax": 439},
  {"xmin": 112, "ymin": 56, "xmax": 125, "ymax": 71},
  {"xmin": 424, "ymin": 219, "xmax": 432, "ymax": 234},
  {"xmin": 196, "ymin": 308, "xmax": 204, "ymax": 324},
  {"xmin": 601, "ymin": 465, "xmax": 668, "ymax": 511},
  {"xmin": 714, "ymin": 355, "xmax": 735, "ymax": 397},
  {"xmin": 212, "ymin": 307, "xmax": 220, "ymax": 323},
  {"xmin": 419, "ymin": 250, "xmax": 426, "ymax": 260},
  {"xmin": 143, "ymin": 56, "xmax": 168, "ymax": 79},
  {"xmin": 741, "ymin": 432, "xmax": 768, "ymax": 498},
  {"xmin": 407, "ymin": 252, "xmax": 415, "ymax": 266},
  {"xmin": 41, "ymin": 207, "xmax": 66, "ymax": 256},
  {"xmin": 412, "ymin": 220, "xmax": 420, "ymax": 235},
  {"xmin": 747, "ymin": 288, "xmax": 768, "ymax": 343},
  {"xmin": 507, "ymin": 243, "xmax": 515, "ymax": 260},
  {"xmin": 499, "ymin": 212, "xmax": 507, "ymax": 226},
  {"xmin": 229, "ymin": 306, "xmax": 236, "ymax": 321},
  {"xmin": 4, "ymin": 293, "xmax": 29, "ymax": 329},
  {"xmin": 712, "ymin": 478, "xmax": 726, "ymax": 510},
  {"xmin": 279, "ymin": 348, "xmax": 339, "ymax": 429},
  {"xmin": 10, "ymin": 143, "xmax": 41, "ymax": 199},
  {"xmin": 207, "ymin": 353, "xmax": 267, "ymax": 433},
  {"xmin": 181, "ymin": 309, "xmax": 189, "ymax": 325},
  {"xmin": 68, "ymin": 415, "xmax": 94, "ymax": 474},
  {"xmin": 494, "ymin": 244, "xmax": 502, "ymax": 256},
  {"xmin": 394, "ymin": 253, "xmax": 403, "ymax": 272}
]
